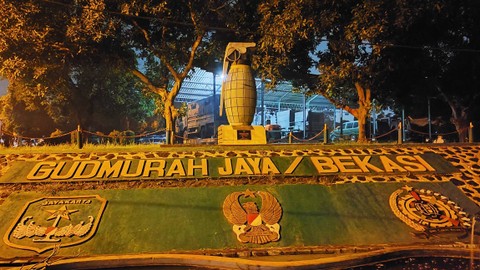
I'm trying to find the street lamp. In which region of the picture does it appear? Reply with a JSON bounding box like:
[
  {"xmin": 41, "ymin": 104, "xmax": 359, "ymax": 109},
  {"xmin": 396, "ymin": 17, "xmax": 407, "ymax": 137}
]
[{"xmin": 212, "ymin": 71, "xmax": 217, "ymax": 134}]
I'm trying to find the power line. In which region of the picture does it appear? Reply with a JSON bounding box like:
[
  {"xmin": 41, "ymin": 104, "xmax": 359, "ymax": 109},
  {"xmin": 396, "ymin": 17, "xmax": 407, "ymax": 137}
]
[
  {"xmin": 357, "ymin": 41, "xmax": 480, "ymax": 54},
  {"xmin": 37, "ymin": 0, "xmax": 480, "ymax": 54}
]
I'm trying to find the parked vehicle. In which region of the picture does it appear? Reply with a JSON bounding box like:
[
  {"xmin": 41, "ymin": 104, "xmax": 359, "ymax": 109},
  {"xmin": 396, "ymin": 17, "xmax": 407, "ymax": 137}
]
[
  {"xmin": 181, "ymin": 95, "xmax": 228, "ymax": 140},
  {"xmin": 138, "ymin": 135, "xmax": 166, "ymax": 144},
  {"xmin": 330, "ymin": 121, "xmax": 359, "ymax": 141}
]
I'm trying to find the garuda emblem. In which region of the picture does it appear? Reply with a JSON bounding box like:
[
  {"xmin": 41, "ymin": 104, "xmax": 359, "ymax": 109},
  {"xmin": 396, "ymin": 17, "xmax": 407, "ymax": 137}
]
[
  {"xmin": 390, "ymin": 185, "xmax": 472, "ymax": 237},
  {"xmin": 4, "ymin": 195, "xmax": 107, "ymax": 253},
  {"xmin": 223, "ymin": 189, "xmax": 282, "ymax": 244}
]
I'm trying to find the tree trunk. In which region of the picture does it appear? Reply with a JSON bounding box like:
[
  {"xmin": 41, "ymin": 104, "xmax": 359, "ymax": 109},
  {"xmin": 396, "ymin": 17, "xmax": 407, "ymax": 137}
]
[
  {"xmin": 450, "ymin": 107, "xmax": 469, "ymax": 143},
  {"xmin": 356, "ymin": 109, "xmax": 369, "ymax": 143},
  {"xmin": 436, "ymin": 86, "xmax": 472, "ymax": 143},
  {"xmin": 355, "ymin": 83, "xmax": 371, "ymax": 143},
  {"xmin": 164, "ymin": 100, "xmax": 174, "ymax": 144},
  {"xmin": 342, "ymin": 83, "xmax": 371, "ymax": 143},
  {"xmin": 440, "ymin": 90, "xmax": 470, "ymax": 143},
  {"xmin": 164, "ymin": 80, "xmax": 183, "ymax": 145}
]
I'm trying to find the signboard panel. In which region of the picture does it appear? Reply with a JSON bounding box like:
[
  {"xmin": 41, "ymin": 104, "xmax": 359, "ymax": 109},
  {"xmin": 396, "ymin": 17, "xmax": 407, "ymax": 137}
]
[{"xmin": 0, "ymin": 153, "xmax": 459, "ymax": 183}]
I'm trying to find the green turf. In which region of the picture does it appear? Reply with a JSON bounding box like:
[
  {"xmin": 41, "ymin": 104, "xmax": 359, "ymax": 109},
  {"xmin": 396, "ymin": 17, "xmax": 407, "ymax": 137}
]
[
  {"xmin": 0, "ymin": 141, "xmax": 399, "ymax": 155},
  {"xmin": 1, "ymin": 182, "xmax": 478, "ymax": 259}
]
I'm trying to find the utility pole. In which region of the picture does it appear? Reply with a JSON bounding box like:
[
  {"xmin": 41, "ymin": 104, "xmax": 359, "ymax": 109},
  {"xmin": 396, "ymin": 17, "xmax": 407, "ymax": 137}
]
[
  {"xmin": 428, "ymin": 97, "xmax": 432, "ymax": 141},
  {"xmin": 303, "ymin": 93, "xmax": 306, "ymax": 139}
]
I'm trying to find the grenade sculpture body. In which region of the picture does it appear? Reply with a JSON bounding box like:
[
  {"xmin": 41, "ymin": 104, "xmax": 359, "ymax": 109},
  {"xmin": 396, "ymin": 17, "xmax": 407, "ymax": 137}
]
[
  {"xmin": 220, "ymin": 42, "xmax": 257, "ymax": 126},
  {"xmin": 223, "ymin": 63, "xmax": 256, "ymax": 126}
]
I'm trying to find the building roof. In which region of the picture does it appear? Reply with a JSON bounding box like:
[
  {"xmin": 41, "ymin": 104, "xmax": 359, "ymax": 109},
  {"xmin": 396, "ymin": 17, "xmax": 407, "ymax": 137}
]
[
  {"xmin": 178, "ymin": 68, "xmax": 333, "ymax": 111},
  {"xmin": 0, "ymin": 71, "xmax": 334, "ymax": 112}
]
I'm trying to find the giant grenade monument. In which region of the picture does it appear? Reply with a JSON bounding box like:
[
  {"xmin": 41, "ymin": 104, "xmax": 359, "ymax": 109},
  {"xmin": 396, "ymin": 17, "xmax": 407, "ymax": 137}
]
[{"xmin": 218, "ymin": 42, "xmax": 267, "ymax": 145}]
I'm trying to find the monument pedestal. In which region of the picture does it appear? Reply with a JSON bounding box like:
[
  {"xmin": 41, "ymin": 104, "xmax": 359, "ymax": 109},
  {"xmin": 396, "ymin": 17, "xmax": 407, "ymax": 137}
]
[{"xmin": 218, "ymin": 125, "xmax": 267, "ymax": 145}]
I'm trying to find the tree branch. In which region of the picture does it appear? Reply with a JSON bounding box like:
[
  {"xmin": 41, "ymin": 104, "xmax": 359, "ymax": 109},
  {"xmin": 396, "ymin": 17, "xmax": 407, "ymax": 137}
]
[
  {"xmin": 157, "ymin": 54, "xmax": 180, "ymax": 83},
  {"xmin": 130, "ymin": 68, "xmax": 166, "ymax": 96},
  {"xmin": 180, "ymin": 31, "xmax": 204, "ymax": 79},
  {"xmin": 131, "ymin": 20, "xmax": 152, "ymax": 47},
  {"xmin": 179, "ymin": 3, "xmax": 205, "ymax": 79},
  {"xmin": 436, "ymin": 85, "xmax": 458, "ymax": 119},
  {"xmin": 356, "ymin": 82, "xmax": 365, "ymax": 101},
  {"xmin": 321, "ymin": 94, "xmax": 357, "ymax": 118},
  {"xmin": 131, "ymin": 18, "xmax": 180, "ymax": 84}
]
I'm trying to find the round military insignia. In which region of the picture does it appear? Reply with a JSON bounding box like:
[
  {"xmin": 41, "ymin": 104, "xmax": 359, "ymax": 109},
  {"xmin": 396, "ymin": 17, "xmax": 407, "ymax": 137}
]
[
  {"xmin": 389, "ymin": 185, "xmax": 472, "ymax": 234},
  {"xmin": 223, "ymin": 189, "xmax": 282, "ymax": 244}
]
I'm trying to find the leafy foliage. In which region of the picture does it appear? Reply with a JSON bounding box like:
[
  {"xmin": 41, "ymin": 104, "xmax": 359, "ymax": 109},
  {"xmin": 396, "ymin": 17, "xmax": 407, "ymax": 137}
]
[
  {"xmin": 0, "ymin": 0, "xmax": 253, "ymax": 142},
  {"xmin": 0, "ymin": 61, "xmax": 156, "ymax": 136},
  {"xmin": 256, "ymin": 0, "xmax": 384, "ymax": 141},
  {"xmin": 370, "ymin": 0, "xmax": 480, "ymax": 141},
  {"xmin": 256, "ymin": 0, "xmax": 480, "ymax": 142}
]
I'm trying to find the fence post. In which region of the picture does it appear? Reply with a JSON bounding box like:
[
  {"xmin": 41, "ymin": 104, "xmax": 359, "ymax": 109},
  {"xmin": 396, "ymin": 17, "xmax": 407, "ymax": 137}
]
[
  {"xmin": 469, "ymin": 122, "xmax": 474, "ymax": 143},
  {"xmin": 289, "ymin": 132, "xmax": 292, "ymax": 144},
  {"xmin": 17, "ymin": 135, "xmax": 23, "ymax": 147},
  {"xmin": 323, "ymin": 124, "xmax": 328, "ymax": 144},
  {"xmin": 77, "ymin": 125, "xmax": 83, "ymax": 149},
  {"xmin": 397, "ymin": 122, "xmax": 403, "ymax": 144}
]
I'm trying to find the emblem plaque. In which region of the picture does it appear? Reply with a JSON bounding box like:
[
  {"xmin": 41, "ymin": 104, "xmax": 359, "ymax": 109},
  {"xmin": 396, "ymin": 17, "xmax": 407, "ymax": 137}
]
[
  {"xmin": 3, "ymin": 195, "xmax": 107, "ymax": 253},
  {"xmin": 389, "ymin": 185, "xmax": 472, "ymax": 236},
  {"xmin": 223, "ymin": 189, "xmax": 282, "ymax": 244}
]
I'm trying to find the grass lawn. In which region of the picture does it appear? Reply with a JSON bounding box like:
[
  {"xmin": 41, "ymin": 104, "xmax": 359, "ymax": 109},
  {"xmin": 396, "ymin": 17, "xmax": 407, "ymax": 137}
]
[
  {"xmin": 3, "ymin": 181, "xmax": 472, "ymax": 257},
  {"xmin": 0, "ymin": 141, "xmax": 400, "ymax": 155}
]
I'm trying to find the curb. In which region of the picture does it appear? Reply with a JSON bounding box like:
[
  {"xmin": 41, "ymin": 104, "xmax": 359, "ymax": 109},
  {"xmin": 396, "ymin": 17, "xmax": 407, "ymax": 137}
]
[{"xmin": 5, "ymin": 245, "xmax": 480, "ymax": 270}]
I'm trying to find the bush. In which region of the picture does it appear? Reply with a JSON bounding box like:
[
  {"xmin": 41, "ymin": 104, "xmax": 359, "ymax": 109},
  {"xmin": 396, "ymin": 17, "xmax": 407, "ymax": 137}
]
[
  {"xmin": 121, "ymin": 130, "xmax": 135, "ymax": 145},
  {"xmin": 108, "ymin": 130, "xmax": 122, "ymax": 145}
]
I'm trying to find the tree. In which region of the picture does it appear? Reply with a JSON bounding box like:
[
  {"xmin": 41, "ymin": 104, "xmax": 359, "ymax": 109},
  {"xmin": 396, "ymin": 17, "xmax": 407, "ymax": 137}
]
[
  {"xmin": 0, "ymin": 60, "xmax": 156, "ymax": 136},
  {"xmin": 0, "ymin": 0, "xmax": 157, "ymax": 135},
  {"xmin": 256, "ymin": 0, "xmax": 480, "ymax": 143},
  {"xmin": 67, "ymin": 56, "xmax": 157, "ymax": 132},
  {"xmin": 1, "ymin": 0, "xmax": 253, "ymax": 144},
  {"xmin": 0, "ymin": 81, "xmax": 57, "ymax": 138},
  {"xmin": 375, "ymin": 0, "xmax": 480, "ymax": 142},
  {"xmin": 256, "ymin": 0, "xmax": 387, "ymax": 143},
  {"xmin": 114, "ymin": 1, "xmax": 260, "ymax": 143}
]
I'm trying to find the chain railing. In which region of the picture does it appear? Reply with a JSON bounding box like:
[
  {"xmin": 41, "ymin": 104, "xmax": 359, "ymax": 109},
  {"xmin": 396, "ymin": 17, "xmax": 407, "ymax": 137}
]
[
  {"xmin": 0, "ymin": 128, "xmax": 75, "ymax": 147},
  {"xmin": 372, "ymin": 127, "xmax": 399, "ymax": 141},
  {"xmin": 0, "ymin": 127, "xmax": 168, "ymax": 148},
  {"xmin": 407, "ymin": 124, "xmax": 472, "ymax": 143},
  {"xmin": 0, "ymin": 122, "xmax": 475, "ymax": 148},
  {"xmin": 290, "ymin": 129, "xmax": 325, "ymax": 142},
  {"xmin": 82, "ymin": 129, "xmax": 166, "ymax": 140},
  {"xmin": 270, "ymin": 124, "xmax": 329, "ymax": 144},
  {"xmin": 407, "ymin": 127, "xmax": 460, "ymax": 137},
  {"xmin": 272, "ymin": 121, "xmax": 475, "ymax": 144}
]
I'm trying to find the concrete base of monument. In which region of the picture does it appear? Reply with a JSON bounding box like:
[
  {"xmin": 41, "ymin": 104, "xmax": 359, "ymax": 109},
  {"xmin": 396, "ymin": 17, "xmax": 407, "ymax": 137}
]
[{"xmin": 218, "ymin": 125, "xmax": 267, "ymax": 145}]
